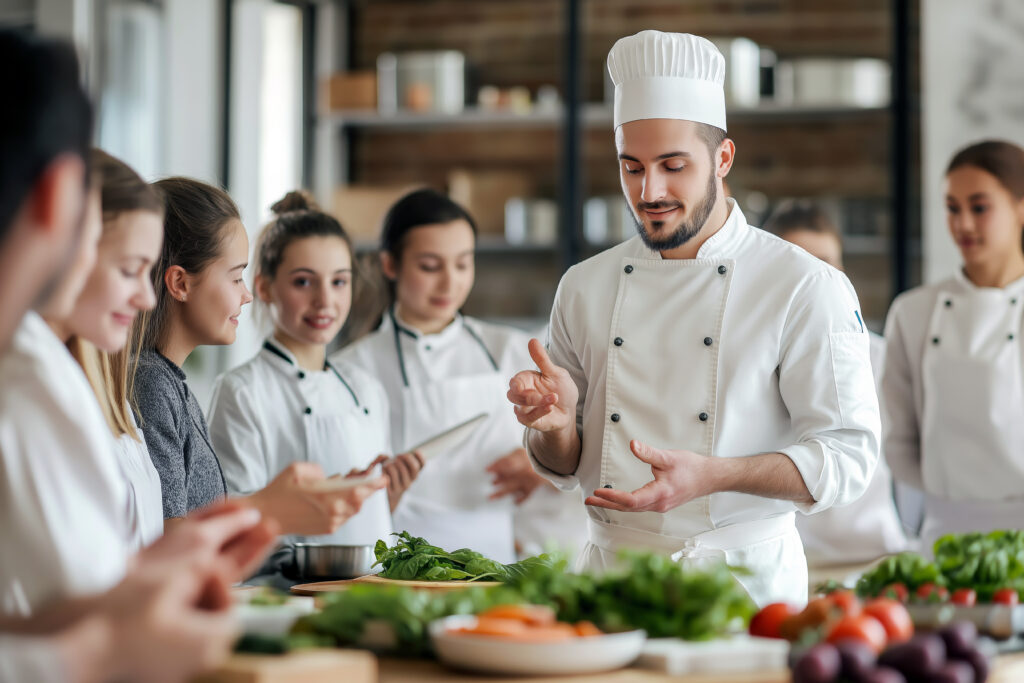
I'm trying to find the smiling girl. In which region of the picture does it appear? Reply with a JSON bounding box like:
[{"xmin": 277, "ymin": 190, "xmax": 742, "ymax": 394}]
[
  {"xmin": 334, "ymin": 189, "xmax": 585, "ymax": 562},
  {"xmin": 57, "ymin": 149, "xmax": 165, "ymax": 549},
  {"xmin": 883, "ymin": 140, "xmax": 1024, "ymax": 551},
  {"xmin": 208, "ymin": 191, "xmax": 421, "ymax": 548},
  {"xmin": 131, "ymin": 178, "xmax": 383, "ymax": 534}
]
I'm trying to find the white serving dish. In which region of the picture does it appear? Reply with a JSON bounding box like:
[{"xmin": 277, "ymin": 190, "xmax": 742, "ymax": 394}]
[
  {"xmin": 636, "ymin": 634, "xmax": 790, "ymax": 675},
  {"xmin": 233, "ymin": 596, "xmax": 316, "ymax": 637},
  {"xmin": 429, "ymin": 615, "xmax": 646, "ymax": 675}
]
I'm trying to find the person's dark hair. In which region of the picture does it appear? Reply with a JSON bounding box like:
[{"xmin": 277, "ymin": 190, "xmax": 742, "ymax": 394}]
[
  {"xmin": 696, "ymin": 123, "xmax": 727, "ymax": 160},
  {"xmin": 946, "ymin": 140, "xmax": 1024, "ymax": 200},
  {"xmin": 0, "ymin": 29, "xmax": 93, "ymax": 242},
  {"xmin": 138, "ymin": 177, "xmax": 240, "ymax": 351},
  {"xmin": 380, "ymin": 188, "xmax": 477, "ymax": 261},
  {"xmin": 762, "ymin": 199, "xmax": 840, "ymax": 239},
  {"xmin": 90, "ymin": 149, "xmax": 163, "ymax": 220},
  {"xmin": 256, "ymin": 190, "xmax": 353, "ymax": 281}
]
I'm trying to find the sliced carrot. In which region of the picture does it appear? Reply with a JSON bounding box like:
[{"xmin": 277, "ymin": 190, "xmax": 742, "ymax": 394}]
[
  {"xmin": 499, "ymin": 625, "xmax": 576, "ymax": 642},
  {"xmin": 458, "ymin": 616, "xmax": 528, "ymax": 637},
  {"xmin": 574, "ymin": 621, "xmax": 603, "ymax": 637},
  {"xmin": 477, "ymin": 604, "xmax": 556, "ymax": 626}
]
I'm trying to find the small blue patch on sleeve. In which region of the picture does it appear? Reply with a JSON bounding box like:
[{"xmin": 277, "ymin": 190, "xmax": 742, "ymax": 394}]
[{"xmin": 854, "ymin": 310, "xmax": 865, "ymax": 333}]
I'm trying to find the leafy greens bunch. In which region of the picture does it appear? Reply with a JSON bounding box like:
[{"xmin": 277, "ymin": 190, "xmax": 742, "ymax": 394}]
[
  {"xmin": 373, "ymin": 531, "xmax": 553, "ymax": 582},
  {"xmin": 933, "ymin": 530, "xmax": 1024, "ymax": 601},
  {"xmin": 299, "ymin": 549, "xmax": 756, "ymax": 654}
]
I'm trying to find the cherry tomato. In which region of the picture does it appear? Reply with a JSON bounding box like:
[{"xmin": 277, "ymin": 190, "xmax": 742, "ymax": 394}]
[
  {"xmin": 826, "ymin": 614, "xmax": 888, "ymax": 653},
  {"xmin": 951, "ymin": 588, "xmax": 977, "ymax": 607},
  {"xmin": 915, "ymin": 582, "xmax": 949, "ymax": 603},
  {"xmin": 993, "ymin": 588, "xmax": 1019, "ymax": 605},
  {"xmin": 827, "ymin": 590, "xmax": 862, "ymax": 616},
  {"xmin": 881, "ymin": 582, "xmax": 909, "ymax": 602},
  {"xmin": 780, "ymin": 597, "xmax": 833, "ymax": 641},
  {"xmin": 749, "ymin": 602, "xmax": 800, "ymax": 639},
  {"xmin": 863, "ymin": 598, "xmax": 914, "ymax": 644}
]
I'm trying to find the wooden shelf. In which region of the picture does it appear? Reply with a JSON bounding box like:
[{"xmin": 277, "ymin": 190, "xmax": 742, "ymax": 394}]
[{"xmin": 320, "ymin": 103, "xmax": 889, "ymax": 131}]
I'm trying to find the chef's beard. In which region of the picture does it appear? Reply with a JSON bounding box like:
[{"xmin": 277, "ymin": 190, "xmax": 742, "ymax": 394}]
[{"xmin": 631, "ymin": 171, "xmax": 718, "ymax": 251}]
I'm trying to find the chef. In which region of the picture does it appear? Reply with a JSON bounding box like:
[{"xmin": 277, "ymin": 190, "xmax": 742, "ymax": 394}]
[
  {"xmin": 507, "ymin": 30, "xmax": 880, "ymax": 606},
  {"xmin": 883, "ymin": 140, "xmax": 1024, "ymax": 553}
]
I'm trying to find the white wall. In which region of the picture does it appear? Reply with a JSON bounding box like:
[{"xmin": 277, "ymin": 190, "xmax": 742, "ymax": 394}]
[{"xmin": 922, "ymin": 0, "xmax": 1024, "ymax": 283}]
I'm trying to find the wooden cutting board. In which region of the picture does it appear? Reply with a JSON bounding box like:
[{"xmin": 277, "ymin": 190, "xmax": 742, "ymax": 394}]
[
  {"xmin": 194, "ymin": 649, "xmax": 376, "ymax": 683},
  {"xmin": 290, "ymin": 574, "xmax": 501, "ymax": 595}
]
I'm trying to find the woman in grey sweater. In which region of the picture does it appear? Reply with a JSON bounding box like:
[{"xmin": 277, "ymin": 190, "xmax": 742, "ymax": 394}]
[{"xmin": 132, "ymin": 177, "xmax": 384, "ymax": 530}]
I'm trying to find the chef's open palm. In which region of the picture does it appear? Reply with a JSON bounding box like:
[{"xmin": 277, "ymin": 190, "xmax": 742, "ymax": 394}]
[
  {"xmin": 585, "ymin": 440, "xmax": 709, "ymax": 513},
  {"xmin": 508, "ymin": 339, "xmax": 578, "ymax": 433}
]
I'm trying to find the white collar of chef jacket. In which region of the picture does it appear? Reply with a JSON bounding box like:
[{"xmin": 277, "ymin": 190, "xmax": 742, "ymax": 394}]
[
  {"xmin": 387, "ymin": 308, "xmax": 466, "ymax": 350},
  {"xmin": 953, "ymin": 265, "xmax": 1024, "ymax": 294}
]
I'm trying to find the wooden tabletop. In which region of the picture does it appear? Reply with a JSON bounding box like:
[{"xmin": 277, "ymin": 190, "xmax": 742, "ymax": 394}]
[{"xmin": 377, "ymin": 658, "xmax": 787, "ymax": 682}]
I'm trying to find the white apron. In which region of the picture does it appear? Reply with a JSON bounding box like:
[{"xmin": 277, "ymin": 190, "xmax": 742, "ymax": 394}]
[
  {"xmin": 579, "ymin": 254, "xmax": 808, "ymax": 606},
  {"xmin": 918, "ymin": 285, "xmax": 1024, "ymax": 552},
  {"xmin": 257, "ymin": 344, "xmax": 394, "ymax": 546},
  {"xmin": 389, "ymin": 314, "xmax": 518, "ymax": 563}
]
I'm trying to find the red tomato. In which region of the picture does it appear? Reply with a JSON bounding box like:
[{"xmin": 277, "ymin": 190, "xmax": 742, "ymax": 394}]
[
  {"xmin": 993, "ymin": 588, "xmax": 1020, "ymax": 605},
  {"xmin": 881, "ymin": 583, "xmax": 909, "ymax": 602},
  {"xmin": 863, "ymin": 598, "xmax": 914, "ymax": 644},
  {"xmin": 827, "ymin": 590, "xmax": 862, "ymax": 616},
  {"xmin": 749, "ymin": 602, "xmax": 800, "ymax": 639},
  {"xmin": 915, "ymin": 582, "xmax": 949, "ymax": 602},
  {"xmin": 951, "ymin": 588, "xmax": 977, "ymax": 607},
  {"xmin": 826, "ymin": 614, "xmax": 888, "ymax": 653}
]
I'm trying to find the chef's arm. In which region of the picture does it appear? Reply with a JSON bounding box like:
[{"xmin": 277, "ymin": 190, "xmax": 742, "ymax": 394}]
[
  {"xmin": 879, "ymin": 301, "xmax": 925, "ymax": 489},
  {"xmin": 526, "ymin": 424, "xmax": 583, "ymax": 476},
  {"xmin": 706, "ymin": 452, "xmax": 814, "ymax": 504}
]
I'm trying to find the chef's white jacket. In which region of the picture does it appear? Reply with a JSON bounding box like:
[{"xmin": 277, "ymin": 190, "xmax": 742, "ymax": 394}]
[
  {"xmin": 882, "ymin": 270, "xmax": 1024, "ymax": 551},
  {"xmin": 528, "ymin": 200, "xmax": 880, "ymax": 605},
  {"xmin": 208, "ymin": 339, "xmax": 394, "ymax": 545},
  {"xmin": 0, "ymin": 313, "xmax": 130, "ymax": 615},
  {"xmin": 796, "ymin": 332, "xmax": 906, "ymax": 565}
]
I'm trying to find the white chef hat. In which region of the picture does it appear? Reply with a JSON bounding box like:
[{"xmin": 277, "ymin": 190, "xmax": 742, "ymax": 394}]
[{"xmin": 607, "ymin": 30, "xmax": 727, "ymax": 131}]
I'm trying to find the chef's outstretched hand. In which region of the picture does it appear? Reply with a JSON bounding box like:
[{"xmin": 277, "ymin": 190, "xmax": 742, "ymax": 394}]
[
  {"xmin": 585, "ymin": 440, "xmax": 711, "ymax": 513},
  {"xmin": 507, "ymin": 338, "xmax": 578, "ymax": 433}
]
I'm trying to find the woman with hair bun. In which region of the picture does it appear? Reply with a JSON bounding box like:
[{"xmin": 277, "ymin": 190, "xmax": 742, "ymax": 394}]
[
  {"xmin": 883, "ymin": 139, "xmax": 1024, "ymax": 551},
  {"xmin": 208, "ymin": 190, "xmax": 422, "ymax": 550}
]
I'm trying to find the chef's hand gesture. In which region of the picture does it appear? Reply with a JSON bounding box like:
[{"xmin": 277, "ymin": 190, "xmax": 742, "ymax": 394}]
[
  {"xmin": 585, "ymin": 440, "xmax": 709, "ymax": 513},
  {"xmin": 487, "ymin": 447, "xmax": 548, "ymax": 504},
  {"xmin": 507, "ymin": 339, "xmax": 578, "ymax": 433}
]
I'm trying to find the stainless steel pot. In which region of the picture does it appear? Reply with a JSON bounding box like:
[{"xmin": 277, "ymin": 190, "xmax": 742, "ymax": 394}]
[{"xmin": 287, "ymin": 543, "xmax": 378, "ymax": 581}]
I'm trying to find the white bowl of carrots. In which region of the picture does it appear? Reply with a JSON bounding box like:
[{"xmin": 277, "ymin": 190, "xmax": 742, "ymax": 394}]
[{"xmin": 429, "ymin": 604, "xmax": 646, "ymax": 675}]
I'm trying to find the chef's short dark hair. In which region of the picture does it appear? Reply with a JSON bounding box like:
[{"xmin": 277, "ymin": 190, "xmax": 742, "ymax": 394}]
[
  {"xmin": 0, "ymin": 29, "xmax": 93, "ymax": 242},
  {"xmin": 696, "ymin": 124, "xmax": 727, "ymax": 160},
  {"xmin": 380, "ymin": 188, "xmax": 478, "ymax": 261}
]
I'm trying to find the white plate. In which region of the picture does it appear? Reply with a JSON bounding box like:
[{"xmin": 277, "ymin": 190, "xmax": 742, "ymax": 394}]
[
  {"xmin": 234, "ymin": 597, "xmax": 316, "ymax": 636},
  {"xmin": 429, "ymin": 615, "xmax": 646, "ymax": 675}
]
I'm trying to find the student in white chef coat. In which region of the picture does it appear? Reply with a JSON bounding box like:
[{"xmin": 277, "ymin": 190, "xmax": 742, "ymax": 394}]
[
  {"xmin": 209, "ymin": 191, "xmax": 423, "ymax": 550},
  {"xmin": 0, "ymin": 30, "xmax": 279, "ymax": 681},
  {"xmin": 508, "ymin": 31, "xmax": 880, "ymax": 607},
  {"xmin": 51, "ymin": 149, "xmax": 167, "ymax": 551},
  {"xmin": 133, "ymin": 178, "xmax": 384, "ymax": 533},
  {"xmin": 334, "ymin": 189, "xmax": 586, "ymax": 563},
  {"xmin": 883, "ymin": 140, "xmax": 1024, "ymax": 553},
  {"xmin": 763, "ymin": 201, "xmax": 908, "ymax": 564}
]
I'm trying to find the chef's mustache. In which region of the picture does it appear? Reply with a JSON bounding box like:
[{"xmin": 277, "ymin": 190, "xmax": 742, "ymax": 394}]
[{"xmin": 636, "ymin": 201, "xmax": 683, "ymax": 212}]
